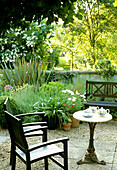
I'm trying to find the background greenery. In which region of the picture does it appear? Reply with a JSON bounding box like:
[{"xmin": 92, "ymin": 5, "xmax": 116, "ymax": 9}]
[{"xmin": 0, "ymin": 0, "xmax": 117, "ymax": 128}]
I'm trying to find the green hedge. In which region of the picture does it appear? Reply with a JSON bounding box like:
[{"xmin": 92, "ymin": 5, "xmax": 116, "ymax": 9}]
[{"xmin": 0, "ymin": 96, "xmax": 20, "ymax": 128}]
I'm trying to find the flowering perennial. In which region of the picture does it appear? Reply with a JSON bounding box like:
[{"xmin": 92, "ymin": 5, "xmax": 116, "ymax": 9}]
[{"xmin": 4, "ymin": 85, "xmax": 12, "ymax": 91}]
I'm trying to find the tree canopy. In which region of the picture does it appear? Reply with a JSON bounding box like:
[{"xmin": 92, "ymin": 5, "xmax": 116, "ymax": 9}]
[
  {"xmin": 1, "ymin": 0, "xmax": 116, "ymax": 33},
  {"xmin": 0, "ymin": 0, "xmax": 76, "ymax": 33},
  {"xmin": 52, "ymin": 0, "xmax": 117, "ymax": 70}
]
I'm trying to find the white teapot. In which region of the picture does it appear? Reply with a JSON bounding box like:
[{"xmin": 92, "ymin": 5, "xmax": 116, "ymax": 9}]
[{"xmin": 98, "ymin": 107, "xmax": 110, "ymax": 117}]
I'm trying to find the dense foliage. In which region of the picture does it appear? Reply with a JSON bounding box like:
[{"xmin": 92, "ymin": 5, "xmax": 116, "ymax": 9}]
[
  {"xmin": 52, "ymin": 0, "xmax": 117, "ymax": 70},
  {"xmin": 33, "ymin": 81, "xmax": 84, "ymax": 128},
  {"xmin": 0, "ymin": 19, "xmax": 54, "ymax": 64},
  {"xmin": 95, "ymin": 60, "xmax": 116, "ymax": 80},
  {"xmin": 0, "ymin": 0, "xmax": 76, "ymax": 33},
  {"xmin": 0, "ymin": 0, "xmax": 117, "ymax": 70},
  {"xmin": 9, "ymin": 82, "xmax": 84, "ymax": 129},
  {"xmin": 0, "ymin": 96, "xmax": 20, "ymax": 128}
]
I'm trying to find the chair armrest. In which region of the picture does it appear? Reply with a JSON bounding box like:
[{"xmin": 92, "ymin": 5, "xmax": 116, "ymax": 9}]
[
  {"xmin": 24, "ymin": 126, "xmax": 48, "ymax": 134},
  {"xmin": 23, "ymin": 122, "xmax": 47, "ymax": 127},
  {"xmin": 29, "ymin": 137, "xmax": 69, "ymax": 151},
  {"xmin": 16, "ymin": 112, "xmax": 45, "ymax": 118}
]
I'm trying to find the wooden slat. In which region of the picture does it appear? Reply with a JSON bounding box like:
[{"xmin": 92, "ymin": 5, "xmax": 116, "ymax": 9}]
[{"xmin": 86, "ymin": 81, "xmax": 117, "ymax": 98}]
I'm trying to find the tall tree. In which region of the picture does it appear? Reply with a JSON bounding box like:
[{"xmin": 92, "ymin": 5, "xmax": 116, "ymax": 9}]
[
  {"xmin": 52, "ymin": 0, "xmax": 117, "ymax": 69},
  {"xmin": 0, "ymin": 0, "xmax": 76, "ymax": 33},
  {"xmin": 52, "ymin": 23, "xmax": 80, "ymax": 70},
  {"xmin": 75, "ymin": 0, "xmax": 117, "ymax": 64}
]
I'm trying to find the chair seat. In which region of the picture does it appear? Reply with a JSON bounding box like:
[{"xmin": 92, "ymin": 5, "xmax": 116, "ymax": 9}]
[
  {"xmin": 23, "ymin": 125, "xmax": 43, "ymax": 136},
  {"xmin": 16, "ymin": 144, "xmax": 63, "ymax": 163}
]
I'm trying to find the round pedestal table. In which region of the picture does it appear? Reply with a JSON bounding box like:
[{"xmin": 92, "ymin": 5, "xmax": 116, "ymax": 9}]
[{"xmin": 73, "ymin": 110, "xmax": 112, "ymax": 165}]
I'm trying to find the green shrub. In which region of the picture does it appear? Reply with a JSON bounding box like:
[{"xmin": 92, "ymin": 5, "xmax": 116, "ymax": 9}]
[
  {"xmin": 11, "ymin": 85, "xmax": 45, "ymax": 123},
  {"xmin": 0, "ymin": 96, "xmax": 20, "ymax": 128},
  {"xmin": 33, "ymin": 81, "xmax": 84, "ymax": 128},
  {"xmin": 45, "ymin": 71, "xmax": 76, "ymax": 84},
  {"xmin": 95, "ymin": 60, "xmax": 116, "ymax": 80}
]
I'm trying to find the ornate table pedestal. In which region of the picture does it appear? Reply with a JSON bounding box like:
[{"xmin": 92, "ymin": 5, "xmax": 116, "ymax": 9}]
[
  {"xmin": 73, "ymin": 111, "xmax": 112, "ymax": 165},
  {"xmin": 77, "ymin": 122, "xmax": 106, "ymax": 165}
]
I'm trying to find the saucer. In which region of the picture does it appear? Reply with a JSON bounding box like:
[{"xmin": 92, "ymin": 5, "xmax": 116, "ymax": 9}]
[{"xmin": 83, "ymin": 115, "xmax": 93, "ymax": 118}]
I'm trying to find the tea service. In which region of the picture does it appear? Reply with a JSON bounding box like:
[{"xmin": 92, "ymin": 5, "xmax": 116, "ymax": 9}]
[
  {"xmin": 84, "ymin": 106, "xmax": 99, "ymax": 114},
  {"xmin": 97, "ymin": 107, "xmax": 110, "ymax": 117},
  {"xmin": 83, "ymin": 106, "xmax": 110, "ymax": 117},
  {"xmin": 89, "ymin": 106, "xmax": 99, "ymax": 113},
  {"xmin": 83, "ymin": 108, "xmax": 92, "ymax": 117}
]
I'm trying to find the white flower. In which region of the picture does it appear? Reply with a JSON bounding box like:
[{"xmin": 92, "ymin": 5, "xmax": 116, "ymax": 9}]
[
  {"xmin": 66, "ymin": 89, "xmax": 74, "ymax": 95},
  {"xmin": 62, "ymin": 90, "xmax": 66, "ymax": 93},
  {"xmin": 68, "ymin": 98, "xmax": 71, "ymax": 100},
  {"xmin": 80, "ymin": 94, "xmax": 86, "ymax": 99},
  {"xmin": 76, "ymin": 90, "xmax": 80, "ymax": 95},
  {"xmin": 72, "ymin": 97, "xmax": 77, "ymax": 102},
  {"xmin": 70, "ymin": 92, "xmax": 74, "ymax": 95},
  {"xmin": 62, "ymin": 89, "xmax": 74, "ymax": 95}
]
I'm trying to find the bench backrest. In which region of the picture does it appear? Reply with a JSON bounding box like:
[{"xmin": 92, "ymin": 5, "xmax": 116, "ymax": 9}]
[{"xmin": 86, "ymin": 80, "xmax": 117, "ymax": 99}]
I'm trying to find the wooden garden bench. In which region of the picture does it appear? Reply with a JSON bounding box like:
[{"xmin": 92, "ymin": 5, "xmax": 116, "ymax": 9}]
[{"xmin": 84, "ymin": 80, "xmax": 117, "ymax": 109}]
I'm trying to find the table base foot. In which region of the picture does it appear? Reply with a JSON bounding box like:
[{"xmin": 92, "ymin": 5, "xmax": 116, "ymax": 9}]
[{"xmin": 77, "ymin": 150, "xmax": 106, "ymax": 165}]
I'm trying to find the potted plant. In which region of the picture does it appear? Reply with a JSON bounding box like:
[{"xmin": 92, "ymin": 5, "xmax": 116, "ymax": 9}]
[
  {"xmin": 33, "ymin": 95, "xmax": 66, "ymax": 129},
  {"xmin": 61, "ymin": 112, "xmax": 72, "ymax": 132},
  {"xmin": 62, "ymin": 89, "xmax": 85, "ymax": 128},
  {"xmin": 33, "ymin": 82, "xmax": 85, "ymax": 129}
]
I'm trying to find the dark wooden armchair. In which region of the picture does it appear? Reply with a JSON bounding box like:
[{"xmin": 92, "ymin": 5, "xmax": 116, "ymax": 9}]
[
  {"xmin": 4, "ymin": 97, "xmax": 48, "ymax": 164},
  {"xmin": 5, "ymin": 111, "xmax": 69, "ymax": 170}
]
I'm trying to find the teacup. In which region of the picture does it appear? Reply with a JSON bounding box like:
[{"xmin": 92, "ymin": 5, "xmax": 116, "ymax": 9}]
[
  {"xmin": 98, "ymin": 107, "xmax": 110, "ymax": 117},
  {"xmin": 84, "ymin": 108, "xmax": 92, "ymax": 117},
  {"xmin": 84, "ymin": 108, "xmax": 91, "ymax": 114},
  {"xmin": 89, "ymin": 106, "xmax": 99, "ymax": 113}
]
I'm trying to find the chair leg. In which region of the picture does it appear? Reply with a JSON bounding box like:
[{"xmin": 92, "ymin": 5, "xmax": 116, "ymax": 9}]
[
  {"xmin": 26, "ymin": 155, "xmax": 31, "ymax": 170},
  {"xmin": 10, "ymin": 143, "xmax": 14, "ymax": 165},
  {"xmin": 64, "ymin": 156, "xmax": 68, "ymax": 170},
  {"xmin": 44, "ymin": 157, "xmax": 48, "ymax": 170},
  {"xmin": 26, "ymin": 163, "xmax": 31, "ymax": 170},
  {"xmin": 64, "ymin": 141, "xmax": 68, "ymax": 170},
  {"xmin": 11, "ymin": 151, "xmax": 16, "ymax": 170},
  {"xmin": 43, "ymin": 129, "xmax": 47, "ymax": 142}
]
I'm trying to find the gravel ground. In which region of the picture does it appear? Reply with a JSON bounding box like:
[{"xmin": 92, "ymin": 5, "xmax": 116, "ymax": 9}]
[{"xmin": 0, "ymin": 120, "xmax": 117, "ymax": 169}]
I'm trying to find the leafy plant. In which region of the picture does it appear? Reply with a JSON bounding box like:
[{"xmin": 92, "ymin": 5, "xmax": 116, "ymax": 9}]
[
  {"xmin": 60, "ymin": 111, "xmax": 72, "ymax": 124},
  {"xmin": 0, "ymin": 19, "xmax": 54, "ymax": 63},
  {"xmin": 95, "ymin": 60, "xmax": 116, "ymax": 80},
  {"xmin": 12, "ymin": 84, "xmax": 40, "ymax": 114},
  {"xmin": 33, "ymin": 82, "xmax": 67, "ymax": 128},
  {"xmin": 61, "ymin": 89, "xmax": 84, "ymax": 114},
  {"xmin": 0, "ymin": 96, "xmax": 20, "ymax": 128},
  {"xmin": 33, "ymin": 82, "xmax": 84, "ymax": 128},
  {"xmin": 0, "ymin": 58, "xmax": 49, "ymax": 89}
]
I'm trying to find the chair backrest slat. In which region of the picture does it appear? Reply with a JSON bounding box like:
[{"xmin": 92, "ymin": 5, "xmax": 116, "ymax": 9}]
[
  {"xmin": 4, "ymin": 97, "xmax": 14, "ymax": 114},
  {"xmin": 5, "ymin": 111, "xmax": 28, "ymax": 152}
]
